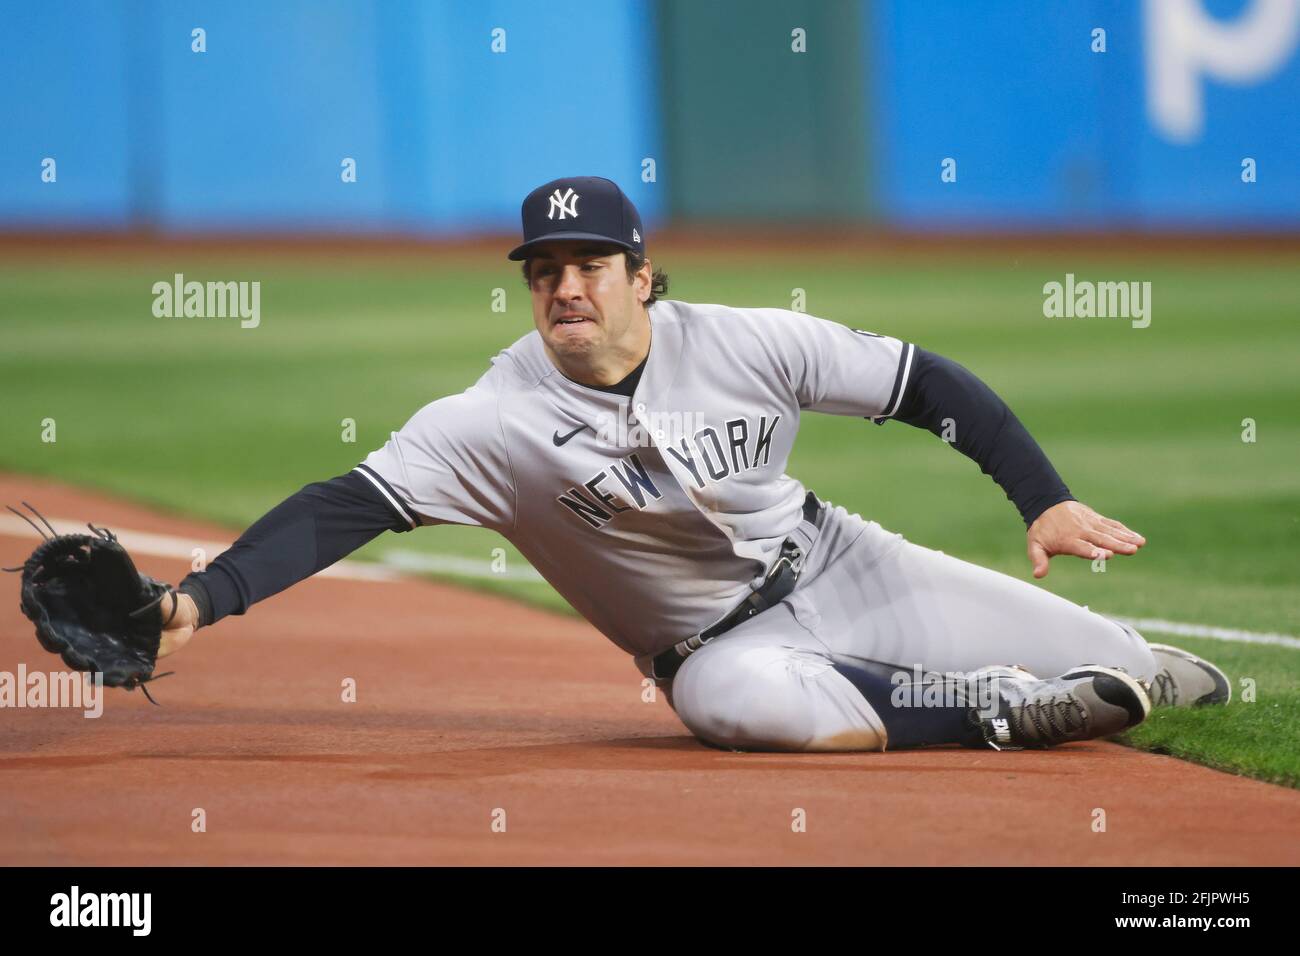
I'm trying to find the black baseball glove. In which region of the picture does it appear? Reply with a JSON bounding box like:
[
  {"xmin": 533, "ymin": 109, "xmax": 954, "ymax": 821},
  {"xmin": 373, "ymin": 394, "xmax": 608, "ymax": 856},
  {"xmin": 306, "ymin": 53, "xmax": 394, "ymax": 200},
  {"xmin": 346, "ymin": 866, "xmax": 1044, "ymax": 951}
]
[{"xmin": 4, "ymin": 501, "xmax": 177, "ymax": 703}]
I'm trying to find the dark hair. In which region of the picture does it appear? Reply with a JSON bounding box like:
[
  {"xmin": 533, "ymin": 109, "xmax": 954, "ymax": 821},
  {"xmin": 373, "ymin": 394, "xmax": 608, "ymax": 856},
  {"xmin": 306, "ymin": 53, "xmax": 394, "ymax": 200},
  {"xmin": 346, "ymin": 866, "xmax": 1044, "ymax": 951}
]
[{"xmin": 522, "ymin": 249, "xmax": 669, "ymax": 306}]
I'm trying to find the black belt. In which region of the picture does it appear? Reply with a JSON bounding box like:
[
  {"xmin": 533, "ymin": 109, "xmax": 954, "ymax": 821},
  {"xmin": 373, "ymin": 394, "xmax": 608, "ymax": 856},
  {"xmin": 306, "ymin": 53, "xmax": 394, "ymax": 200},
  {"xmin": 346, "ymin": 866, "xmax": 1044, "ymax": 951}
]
[{"xmin": 651, "ymin": 491, "xmax": 822, "ymax": 683}]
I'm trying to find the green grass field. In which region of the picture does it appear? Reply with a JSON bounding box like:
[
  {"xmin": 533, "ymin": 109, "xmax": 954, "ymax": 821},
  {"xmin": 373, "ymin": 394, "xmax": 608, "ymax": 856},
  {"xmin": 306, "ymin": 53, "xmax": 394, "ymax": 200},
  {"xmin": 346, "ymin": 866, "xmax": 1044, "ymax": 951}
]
[{"xmin": 2, "ymin": 243, "xmax": 1297, "ymax": 784}]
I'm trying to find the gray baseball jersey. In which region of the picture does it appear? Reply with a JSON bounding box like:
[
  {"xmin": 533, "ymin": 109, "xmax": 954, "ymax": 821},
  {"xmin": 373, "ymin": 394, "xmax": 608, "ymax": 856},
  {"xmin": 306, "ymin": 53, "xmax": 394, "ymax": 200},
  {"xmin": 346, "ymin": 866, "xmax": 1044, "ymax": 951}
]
[
  {"xmin": 356, "ymin": 299, "xmax": 912, "ymax": 659},
  {"xmin": 355, "ymin": 297, "xmax": 1158, "ymax": 750}
]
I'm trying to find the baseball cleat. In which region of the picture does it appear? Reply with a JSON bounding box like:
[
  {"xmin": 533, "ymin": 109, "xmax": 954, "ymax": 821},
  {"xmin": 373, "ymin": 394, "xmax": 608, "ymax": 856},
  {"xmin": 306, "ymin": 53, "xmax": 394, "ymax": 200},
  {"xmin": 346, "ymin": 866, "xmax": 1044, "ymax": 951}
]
[
  {"xmin": 1146, "ymin": 643, "xmax": 1231, "ymax": 707},
  {"xmin": 967, "ymin": 664, "xmax": 1038, "ymax": 682},
  {"xmin": 966, "ymin": 665, "xmax": 1151, "ymax": 750},
  {"xmin": 962, "ymin": 664, "xmax": 1038, "ymax": 706}
]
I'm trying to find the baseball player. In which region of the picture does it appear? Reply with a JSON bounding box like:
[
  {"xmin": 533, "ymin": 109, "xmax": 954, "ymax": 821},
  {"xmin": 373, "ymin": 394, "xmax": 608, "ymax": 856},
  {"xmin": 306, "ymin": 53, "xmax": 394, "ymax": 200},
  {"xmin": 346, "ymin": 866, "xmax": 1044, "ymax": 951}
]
[{"xmin": 156, "ymin": 176, "xmax": 1230, "ymax": 752}]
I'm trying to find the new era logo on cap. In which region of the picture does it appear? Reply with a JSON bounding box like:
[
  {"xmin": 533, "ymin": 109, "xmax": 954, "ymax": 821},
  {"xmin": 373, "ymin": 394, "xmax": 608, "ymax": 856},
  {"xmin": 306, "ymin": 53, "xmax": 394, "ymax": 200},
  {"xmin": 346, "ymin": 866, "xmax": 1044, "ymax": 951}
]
[{"xmin": 508, "ymin": 176, "xmax": 645, "ymax": 261}]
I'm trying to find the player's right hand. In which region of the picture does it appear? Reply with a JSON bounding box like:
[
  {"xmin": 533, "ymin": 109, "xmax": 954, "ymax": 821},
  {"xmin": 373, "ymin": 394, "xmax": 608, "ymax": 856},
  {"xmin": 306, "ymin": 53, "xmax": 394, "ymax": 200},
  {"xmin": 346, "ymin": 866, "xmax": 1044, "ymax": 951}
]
[{"xmin": 158, "ymin": 590, "xmax": 200, "ymax": 658}]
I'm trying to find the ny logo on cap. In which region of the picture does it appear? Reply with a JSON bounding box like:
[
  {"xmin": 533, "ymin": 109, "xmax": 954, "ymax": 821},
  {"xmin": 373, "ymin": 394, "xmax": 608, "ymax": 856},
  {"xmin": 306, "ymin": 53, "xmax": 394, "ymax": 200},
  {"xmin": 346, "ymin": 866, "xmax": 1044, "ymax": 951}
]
[{"xmin": 547, "ymin": 187, "xmax": 579, "ymax": 220}]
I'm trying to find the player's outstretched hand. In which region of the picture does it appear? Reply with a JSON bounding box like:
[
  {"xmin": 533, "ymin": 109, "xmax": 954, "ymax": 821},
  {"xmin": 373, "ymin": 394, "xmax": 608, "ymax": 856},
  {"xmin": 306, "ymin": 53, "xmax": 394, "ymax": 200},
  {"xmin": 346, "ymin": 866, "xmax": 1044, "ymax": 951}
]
[
  {"xmin": 1026, "ymin": 500, "xmax": 1145, "ymax": 579},
  {"xmin": 158, "ymin": 590, "xmax": 201, "ymax": 658}
]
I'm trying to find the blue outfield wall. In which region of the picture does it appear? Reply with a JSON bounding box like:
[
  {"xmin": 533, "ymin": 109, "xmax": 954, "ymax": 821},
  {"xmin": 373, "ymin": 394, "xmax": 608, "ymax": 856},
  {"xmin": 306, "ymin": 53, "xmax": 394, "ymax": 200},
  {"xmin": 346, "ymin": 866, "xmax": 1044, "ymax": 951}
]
[
  {"xmin": 0, "ymin": 1, "xmax": 1296, "ymax": 232},
  {"xmin": 867, "ymin": 0, "xmax": 1300, "ymax": 229},
  {"xmin": 0, "ymin": 0, "xmax": 663, "ymax": 234},
  {"xmin": 0, "ymin": 3, "xmax": 136, "ymax": 227}
]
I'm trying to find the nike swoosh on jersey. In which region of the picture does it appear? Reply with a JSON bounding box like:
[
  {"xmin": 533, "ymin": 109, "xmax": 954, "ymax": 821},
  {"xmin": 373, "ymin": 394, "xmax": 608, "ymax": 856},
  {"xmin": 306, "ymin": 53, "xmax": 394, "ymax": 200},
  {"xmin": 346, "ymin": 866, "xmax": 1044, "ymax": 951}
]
[{"xmin": 552, "ymin": 424, "xmax": 592, "ymax": 446}]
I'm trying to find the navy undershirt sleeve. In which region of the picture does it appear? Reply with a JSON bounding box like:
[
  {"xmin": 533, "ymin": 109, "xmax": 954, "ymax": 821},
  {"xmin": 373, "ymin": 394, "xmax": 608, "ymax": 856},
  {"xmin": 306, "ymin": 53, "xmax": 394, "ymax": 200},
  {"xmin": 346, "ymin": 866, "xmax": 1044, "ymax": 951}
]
[
  {"xmin": 177, "ymin": 469, "xmax": 414, "ymax": 628},
  {"xmin": 884, "ymin": 346, "xmax": 1074, "ymax": 527}
]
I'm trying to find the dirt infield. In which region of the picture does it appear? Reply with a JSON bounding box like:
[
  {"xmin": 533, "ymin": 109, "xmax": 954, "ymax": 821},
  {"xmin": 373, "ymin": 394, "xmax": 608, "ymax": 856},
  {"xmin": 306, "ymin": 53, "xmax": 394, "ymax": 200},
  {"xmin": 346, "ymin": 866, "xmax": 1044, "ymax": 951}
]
[{"xmin": 2, "ymin": 472, "xmax": 1298, "ymax": 866}]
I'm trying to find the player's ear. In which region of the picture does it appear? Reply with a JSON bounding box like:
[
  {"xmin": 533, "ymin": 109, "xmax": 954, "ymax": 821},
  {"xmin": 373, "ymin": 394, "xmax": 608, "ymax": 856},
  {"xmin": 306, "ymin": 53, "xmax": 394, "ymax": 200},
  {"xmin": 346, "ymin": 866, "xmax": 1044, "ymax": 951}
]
[{"xmin": 631, "ymin": 254, "xmax": 652, "ymax": 303}]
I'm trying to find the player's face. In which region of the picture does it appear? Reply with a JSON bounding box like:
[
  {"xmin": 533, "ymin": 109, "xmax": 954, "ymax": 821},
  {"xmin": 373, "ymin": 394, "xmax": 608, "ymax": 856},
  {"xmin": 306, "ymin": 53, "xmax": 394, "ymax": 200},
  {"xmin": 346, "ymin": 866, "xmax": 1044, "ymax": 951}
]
[{"xmin": 527, "ymin": 242, "xmax": 650, "ymax": 359}]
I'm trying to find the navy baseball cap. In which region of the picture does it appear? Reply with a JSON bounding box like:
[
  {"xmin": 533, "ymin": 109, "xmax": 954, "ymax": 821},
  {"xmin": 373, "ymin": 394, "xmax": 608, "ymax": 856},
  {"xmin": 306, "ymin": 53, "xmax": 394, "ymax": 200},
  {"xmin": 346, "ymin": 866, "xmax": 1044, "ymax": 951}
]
[{"xmin": 507, "ymin": 176, "xmax": 645, "ymax": 261}]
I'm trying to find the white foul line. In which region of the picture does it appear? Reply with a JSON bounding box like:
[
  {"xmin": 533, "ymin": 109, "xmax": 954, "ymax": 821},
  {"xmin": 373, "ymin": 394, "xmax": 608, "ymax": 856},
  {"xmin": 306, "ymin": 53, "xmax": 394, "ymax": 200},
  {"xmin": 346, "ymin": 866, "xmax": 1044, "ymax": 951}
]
[
  {"xmin": 0, "ymin": 514, "xmax": 398, "ymax": 583},
  {"xmin": 3, "ymin": 515, "xmax": 1294, "ymax": 648},
  {"xmin": 381, "ymin": 549, "xmax": 545, "ymax": 583},
  {"xmin": 1110, "ymin": 616, "xmax": 1300, "ymax": 651}
]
